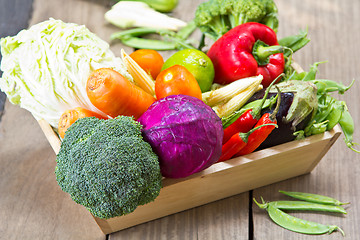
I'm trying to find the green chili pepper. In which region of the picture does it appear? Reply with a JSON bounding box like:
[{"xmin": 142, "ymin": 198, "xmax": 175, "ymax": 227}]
[
  {"xmin": 338, "ymin": 104, "xmax": 360, "ymax": 153},
  {"xmin": 279, "ymin": 190, "xmax": 349, "ymax": 206},
  {"xmin": 266, "ymin": 204, "xmax": 345, "ymax": 236}
]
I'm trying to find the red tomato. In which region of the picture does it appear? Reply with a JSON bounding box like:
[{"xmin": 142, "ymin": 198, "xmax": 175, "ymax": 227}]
[
  {"xmin": 155, "ymin": 65, "xmax": 202, "ymax": 100},
  {"xmin": 130, "ymin": 49, "xmax": 164, "ymax": 80}
]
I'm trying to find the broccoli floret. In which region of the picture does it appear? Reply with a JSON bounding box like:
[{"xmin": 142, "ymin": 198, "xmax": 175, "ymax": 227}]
[
  {"xmin": 258, "ymin": 0, "xmax": 279, "ymax": 32},
  {"xmin": 229, "ymin": 0, "xmax": 265, "ymax": 27},
  {"xmin": 194, "ymin": 0, "xmax": 279, "ymax": 40},
  {"xmin": 55, "ymin": 116, "xmax": 162, "ymax": 219}
]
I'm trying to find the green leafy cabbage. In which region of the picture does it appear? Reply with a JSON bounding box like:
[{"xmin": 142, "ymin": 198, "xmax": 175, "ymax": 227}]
[{"xmin": 0, "ymin": 18, "xmax": 132, "ymax": 127}]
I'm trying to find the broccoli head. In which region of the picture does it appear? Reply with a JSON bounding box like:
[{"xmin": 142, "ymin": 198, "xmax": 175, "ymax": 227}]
[
  {"xmin": 194, "ymin": 0, "xmax": 279, "ymax": 40},
  {"xmin": 55, "ymin": 116, "xmax": 162, "ymax": 219}
]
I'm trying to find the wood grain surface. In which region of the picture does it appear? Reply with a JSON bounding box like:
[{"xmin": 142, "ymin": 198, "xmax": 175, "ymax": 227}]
[{"xmin": 0, "ymin": 0, "xmax": 359, "ymax": 239}]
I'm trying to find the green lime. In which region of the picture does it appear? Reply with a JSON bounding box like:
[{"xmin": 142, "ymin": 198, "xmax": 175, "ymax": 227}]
[{"xmin": 161, "ymin": 49, "xmax": 214, "ymax": 92}]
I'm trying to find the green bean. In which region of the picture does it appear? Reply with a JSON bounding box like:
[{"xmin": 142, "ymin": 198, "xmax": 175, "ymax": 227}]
[
  {"xmin": 267, "ymin": 204, "xmax": 345, "ymax": 236},
  {"xmin": 338, "ymin": 104, "xmax": 360, "ymax": 153},
  {"xmin": 270, "ymin": 201, "xmax": 347, "ymax": 214},
  {"xmin": 279, "ymin": 190, "xmax": 349, "ymax": 206}
]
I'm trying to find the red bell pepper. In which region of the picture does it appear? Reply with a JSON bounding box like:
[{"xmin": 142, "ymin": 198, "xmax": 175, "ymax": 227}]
[{"xmin": 207, "ymin": 22, "xmax": 285, "ymax": 88}]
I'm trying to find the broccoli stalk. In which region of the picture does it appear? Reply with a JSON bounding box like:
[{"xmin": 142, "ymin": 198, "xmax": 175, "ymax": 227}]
[
  {"xmin": 194, "ymin": 0, "xmax": 279, "ymax": 41},
  {"xmin": 55, "ymin": 116, "xmax": 162, "ymax": 219}
]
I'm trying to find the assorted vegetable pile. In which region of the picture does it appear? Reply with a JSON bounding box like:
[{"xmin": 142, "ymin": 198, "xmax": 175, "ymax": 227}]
[{"xmin": 0, "ymin": 0, "xmax": 358, "ymax": 225}]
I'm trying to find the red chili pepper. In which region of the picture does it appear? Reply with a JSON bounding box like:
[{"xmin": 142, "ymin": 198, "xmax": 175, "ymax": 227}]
[
  {"xmin": 235, "ymin": 87, "xmax": 282, "ymax": 156},
  {"xmin": 235, "ymin": 113, "xmax": 277, "ymax": 156},
  {"xmin": 207, "ymin": 22, "xmax": 285, "ymax": 88},
  {"xmin": 219, "ymin": 123, "xmax": 278, "ymax": 162},
  {"xmin": 222, "ymin": 76, "xmax": 281, "ymax": 144},
  {"xmin": 223, "ymin": 109, "xmax": 257, "ymax": 144}
]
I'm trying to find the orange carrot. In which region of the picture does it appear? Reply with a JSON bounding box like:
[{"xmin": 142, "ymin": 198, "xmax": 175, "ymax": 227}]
[
  {"xmin": 86, "ymin": 68, "xmax": 156, "ymax": 119},
  {"xmin": 58, "ymin": 107, "xmax": 106, "ymax": 138}
]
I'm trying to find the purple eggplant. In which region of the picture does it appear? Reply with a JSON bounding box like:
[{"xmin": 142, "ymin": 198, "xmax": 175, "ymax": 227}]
[{"xmin": 247, "ymin": 80, "xmax": 318, "ymax": 149}]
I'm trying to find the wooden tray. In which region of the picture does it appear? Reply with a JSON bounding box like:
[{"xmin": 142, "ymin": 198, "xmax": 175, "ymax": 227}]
[{"xmin": 38, "ymin": 119, "xmax": 341, "ymax": 234}]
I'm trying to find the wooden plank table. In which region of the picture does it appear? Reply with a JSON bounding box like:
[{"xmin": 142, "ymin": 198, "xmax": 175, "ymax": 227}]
[{"xmin": 0, "ymin": 0, "xmax": 359, "ymax": 239}]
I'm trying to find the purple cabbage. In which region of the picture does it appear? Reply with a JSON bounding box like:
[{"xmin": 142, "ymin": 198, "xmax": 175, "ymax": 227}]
[{"xmin": 138, "ymin": 95, "xmax": 223, "ymax": 178}]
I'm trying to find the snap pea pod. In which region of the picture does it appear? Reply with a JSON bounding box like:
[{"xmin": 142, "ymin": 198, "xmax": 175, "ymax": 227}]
[
  {"xmin": 314, "ymin": 95, "xmax": 335, "ymax": 121},
  {"xmin": 110, "ymin": 22, "xmax": 197, "ymax": 51},
  {"xmin": 338, "ymin": 103, "xmax": 360, "ymax": 153},
  {"xmin": 254, "ymin": 198, "xmax": 347, "ymax": 214},
  {"xmin": 278, "ymin": 29, "xmax": 310, "ymax": 57},
  {"xmin": 311, "ymin": 79, "xmax": 354, "ymax": 94},
  {"xmin": 279, "ymin": 190, "xmax": 349, "ymax": 206},
  {"xmin": 304, "ymin": 120, "xmax": 329, "ymax": 136},
  {"xmin": 326, "ymin": 100, "xmax": 345, "ymax": 131},
  {"xmin": 301, "ymin": 61, "xmax": 326, "ymax": 81},
  {"xmin": 303, "ymin": 94, "xmax": 333, "ymax": 136},
  {"xmin": 267, "ymin": 204, "xmax": 345, "ymax": 236},
  {"xmin": 270, "ymin": 201, "xmax": 347, "ymax": 214}
]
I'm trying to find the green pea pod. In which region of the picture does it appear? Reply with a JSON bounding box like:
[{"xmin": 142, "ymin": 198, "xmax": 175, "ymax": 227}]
[
  {"xmin": 270, "ymin": 201, "xmax": 347, "ymax": 214},
  {"xmin": 278, "ymin": 29, "xmax": 310, "ymax": 57},
  {"xmin": 313, "ymin": 95, "xmax": 334, "ymax": 122},
  {"xmin": 304, "ymin": 120, "xmax": 328, "ymax": 136},
  {"xmin": 288, "ymin": 71, "xmax": 307, "ymax": 81},
  {"xmin": 175, "ymin": 20, "xmax": 197, "ymax": 39},
  {"xmin": 311, "ymin": 79, "xmax": 354, "ymax": 94},
  {"xmin": 279, "ymin": 190, "xmax": 349, "ymax": 206},
  {"xmin": 255, "ymin": 198, "xmax": 347, "ymax": 214},
  {"xmin": 326, "ymin": 101, "xmax": 345, "ymax": 131},
  {"xmin": 338, "ymin": 104, "xmax": 360, "ymax": 153},
  {"xmin": 267, "ymin": 204, "xmax": 345, "ymax": 236},
  {"xmin": 303, "ymin": 94, "xmax": 333, "ymax": 136},
  {"xmin": 117, "ymin": 36, "xmax": 179, "ymax": 50},
  {"xmin": 301, "ymin": 61, "xmax": 327, "ymax": 81},
  {"xmin": 312, "ymin": 81, "xmax": 327, "ymax": 93},
  {"xmin": 110, "ymin": 25, "xmax": 197, "ymax": 51}
]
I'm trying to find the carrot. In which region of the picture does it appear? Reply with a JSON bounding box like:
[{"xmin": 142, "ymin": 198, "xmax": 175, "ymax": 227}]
[
  {"xmin": 86, "ymin": 68, "xmax": 156, "ymax": 119},
  {"xmin": 58, "ymin": 107, "xmax": 106, "ymax": 138}
]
